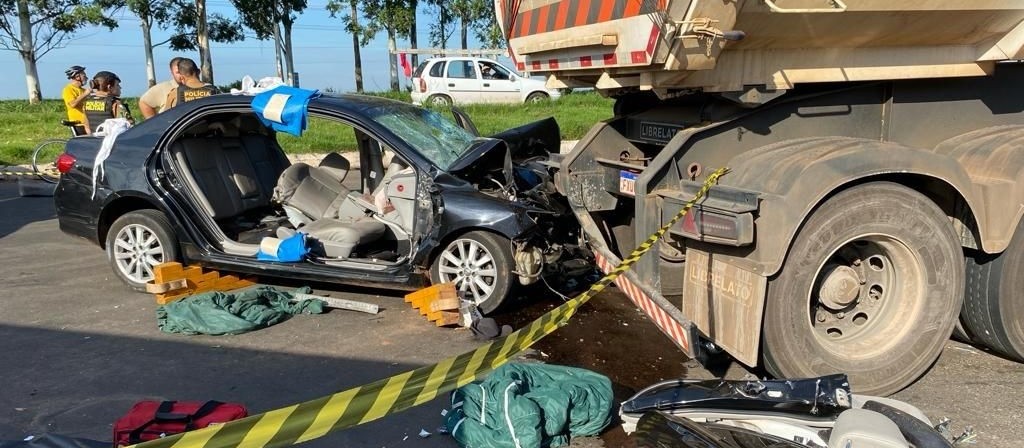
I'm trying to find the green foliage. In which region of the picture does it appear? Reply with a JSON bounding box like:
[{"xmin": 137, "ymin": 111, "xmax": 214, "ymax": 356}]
[
  {"xmin": 325, "ymin": 0, "xmax": 373, "ymax": 47},
  {"xmin": 231, "ymin": 0, "xmax": 306, "ymax": 40},
  {"xmin": 0, "ymin": 0, "xmax": 120, "ymax": 55},
  {"xmin": 0, "ymin": 93, "xmax": 613, "ymax": 164},
  {"xmin": 160, "ymin": 1, "xmax": 245, "ymax": 51},
  {"xmin": 360, "ymin": 0, "xmax": 413, "ymax": 40}
]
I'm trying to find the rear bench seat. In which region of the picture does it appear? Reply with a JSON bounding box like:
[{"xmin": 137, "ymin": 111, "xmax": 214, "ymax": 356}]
[{"xmin": 172, "ymin": 117, "xmax": 290, "ymax": 220}]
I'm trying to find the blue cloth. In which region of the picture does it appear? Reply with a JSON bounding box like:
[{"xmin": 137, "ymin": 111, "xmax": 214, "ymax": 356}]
[
  {"xmin": 250, "ymin": 86, "xmax": 320, "ymax": 136},
  {"xmin": 257, "ymin": 232, "xmax": 308, "ymax": 262}
]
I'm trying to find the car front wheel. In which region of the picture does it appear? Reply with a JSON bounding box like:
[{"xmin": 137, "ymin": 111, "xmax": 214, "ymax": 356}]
[
  {"xmin": 430, "ymin": 231, "xmax": 514, "ymax": 314},
  {"xmin": 106, "ymin": 210, "xmax": 180, "ymax": 291}
]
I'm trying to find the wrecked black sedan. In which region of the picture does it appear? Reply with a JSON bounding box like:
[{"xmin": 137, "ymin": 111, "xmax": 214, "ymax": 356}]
[{"xmin": 54, "ymin": 93, "xmax": 581, "ymax": 312}]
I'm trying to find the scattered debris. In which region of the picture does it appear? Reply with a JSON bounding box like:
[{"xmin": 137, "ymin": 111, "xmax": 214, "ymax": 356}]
[
  {"xmin": 291, "ymin": 293, "xmax": 379, "ymax": 314},
  {"xmin": 418, "ymin": 429, "xmax": 431, "ymax": 438}
]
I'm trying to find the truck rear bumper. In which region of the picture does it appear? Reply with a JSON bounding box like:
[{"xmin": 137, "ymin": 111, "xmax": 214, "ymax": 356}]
[{"xmin": 592, "ymin": 247, "xmax": 701, "ymax": 361}]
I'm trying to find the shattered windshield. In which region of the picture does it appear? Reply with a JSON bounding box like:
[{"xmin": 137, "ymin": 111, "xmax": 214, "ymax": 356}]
[{"xmin": 365, "ymin": 104, "xmax": 477, "ymax": 170}]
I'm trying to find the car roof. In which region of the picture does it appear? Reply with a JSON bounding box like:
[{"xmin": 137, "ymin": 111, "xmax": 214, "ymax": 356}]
[
  {"xmin": 425, "ymin": 56, "xmax": 498, "ymax": 63},
  {"xmin": 159, "ymin": 92, "xmax": 412, "ymax": 116}
]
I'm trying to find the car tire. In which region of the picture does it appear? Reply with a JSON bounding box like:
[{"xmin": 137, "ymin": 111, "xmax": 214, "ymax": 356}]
[
  {"xmin": 961, "ymin": 223, "xmax": 1024, "ymax": 362},
  {"xmin": 428, "ymin": 94, "xmax": 452, "ymax": 107},
  {"xmin": 105, "ymin": 209, "xmax": 180, "ymax": 292},
  {"xmin": 762, "ymin": 182, "xmax": 964, "ymax": 396},
  {"xmin": 526, "ymin": 92, "xmax": 549, "ymax": 103},
  {"xmin": 430, "ymin": 231, "xmax": 514, "ymax": 315}
]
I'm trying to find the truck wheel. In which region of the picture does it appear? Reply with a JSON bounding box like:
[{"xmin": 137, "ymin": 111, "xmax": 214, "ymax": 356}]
[
  {"xmin": 106, "ymin": 210, "xmax": 180, "ymax": 292},
  {"xmin": 430, "ymin": 231, "xmax": 514, "ymax": 315},
  {"xmin": 762, "ymin": 182, "xmax": 964, "ymax": 396},
  {"xmin": 961, "ymin": 223, "xmax": 1024, "ymax": 362}
]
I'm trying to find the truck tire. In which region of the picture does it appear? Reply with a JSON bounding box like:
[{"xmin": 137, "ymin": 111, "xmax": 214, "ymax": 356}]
[
  {"xmin": 762, "ymin": 182, "xmax": 964, "ymax": 396},
  {"xmin": 961, "ymin": 223, "xmax": 1024, "ymax": 362}
]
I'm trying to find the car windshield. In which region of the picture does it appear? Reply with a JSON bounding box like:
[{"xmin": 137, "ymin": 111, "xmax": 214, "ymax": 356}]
[{"xmin": 364, "ymin": 103, "xmax": 477, "ymax": 170}]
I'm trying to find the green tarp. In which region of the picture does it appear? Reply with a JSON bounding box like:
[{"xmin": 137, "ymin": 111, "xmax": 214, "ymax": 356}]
[
  {"xmin": 157, "ymin": 286, "xmax": 325, "ymax": 335},
  {"xmin": 443, "ymin": 363, "xmax": 614, "ymax": 448}
]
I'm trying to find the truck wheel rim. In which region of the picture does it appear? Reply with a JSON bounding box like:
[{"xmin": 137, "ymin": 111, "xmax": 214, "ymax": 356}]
[
  {"xmin": 438, "ymin": 239, "xmax": 499, "ymax": 304},
  {"xmin": 807, "ymin": 234, "xmax": 925, "ymax": 358},
  {"xmin": 113, "ymin": 224, "xmax": 164, "ymax": 283}
]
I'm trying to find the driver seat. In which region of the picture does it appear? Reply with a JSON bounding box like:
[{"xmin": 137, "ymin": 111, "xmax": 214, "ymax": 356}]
[{"xmin": 273, "ymin": 152, "xmax": 352, "ymax": 226}]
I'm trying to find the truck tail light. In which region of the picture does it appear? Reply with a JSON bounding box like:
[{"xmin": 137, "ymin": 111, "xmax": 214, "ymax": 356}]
[
  {"xmin": 418, "ymin": 78, "xmax": 426, "ymax": 93},
  {"xmin": 677, "ymin": 208, "xmax": 753, "ymax": 246},
  {"xmin": 56, "ymin": 153, "xmax": 76, "ymax": 174}
]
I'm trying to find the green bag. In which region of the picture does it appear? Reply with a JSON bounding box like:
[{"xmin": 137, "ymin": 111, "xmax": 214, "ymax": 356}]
[
  {"xmin": 156, "ymin": 286, "xmax": 325, "ymax": 335},
  {"xmin": 443, "ymin": 363, "xmax": 613, "ymax": 448}
]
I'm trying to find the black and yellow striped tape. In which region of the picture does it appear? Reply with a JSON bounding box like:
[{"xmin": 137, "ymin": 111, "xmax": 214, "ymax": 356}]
[
  {"xmin": 1, "ymin": 170, "xmax": 57, "ymax": 178},
  {"xmin": 129, "ymin": 167, "xmax": 729, "ymax": 448}
]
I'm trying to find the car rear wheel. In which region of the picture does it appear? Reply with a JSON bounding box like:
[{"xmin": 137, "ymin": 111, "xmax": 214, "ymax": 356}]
[
  {"xmin": 106, "ymin": 210, "xmax": 179, "ymax": 292},
  {"xmin": 430, "ymin": 231, "xmax": 514, "ymax": 314},
  {"xmin": 526, "ymin": 92, "xmax": 549, "ymax": 103},
  {"xmin": 428, "ymin": 94, "xmax": 452, "ymax": 106},
  {"xmin": 762, "ymin": 182, "xmax": 964, "ymax": 396}
]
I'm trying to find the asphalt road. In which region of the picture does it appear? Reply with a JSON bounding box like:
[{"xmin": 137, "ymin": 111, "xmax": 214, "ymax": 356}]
[{"xmin": 1, "ymin": 181, "xmax": 1021, "ymax": 447}]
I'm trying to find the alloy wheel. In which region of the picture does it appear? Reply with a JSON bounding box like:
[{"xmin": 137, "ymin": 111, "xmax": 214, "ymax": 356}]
[
  {"xmin": 437, "ymin": 238, "xmax": 499, "ymax": 304},
  {"xmin": 112, "ymin": 223, "xmax": 165, "ymax": 283}
]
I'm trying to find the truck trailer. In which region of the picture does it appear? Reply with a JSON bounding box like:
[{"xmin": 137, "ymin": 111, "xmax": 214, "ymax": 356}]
[{"xmin": 497, "ymin": 0, "xmax": 1024, "ymax": 395}]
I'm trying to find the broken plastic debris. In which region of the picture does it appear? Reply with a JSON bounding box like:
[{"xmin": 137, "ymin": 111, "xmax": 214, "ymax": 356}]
[
  {"xmin": 14, "ymin": 408, "xmax": 25, "ymax": 411},
  {"xmin": 23, "ymin": 436, "xmax": 34, "ymax": 442},
  {"xmin": 440, "ymin": 409, "xmax": 448, "ymax": 417},
  {"xmin": 419, "ymin": 429, "xmax": 431, "ymax": 438}
]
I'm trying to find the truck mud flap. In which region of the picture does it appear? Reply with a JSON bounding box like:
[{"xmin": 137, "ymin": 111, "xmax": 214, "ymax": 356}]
[{"xmin": 594, "ymin": 249, "xmax": 700, "ymax": 360}]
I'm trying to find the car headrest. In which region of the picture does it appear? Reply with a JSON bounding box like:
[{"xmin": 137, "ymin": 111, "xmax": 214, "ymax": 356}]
[
  {"xmin": 233, "ymin": 114, "xmax": 269, "ymax": 135},
  {"xmin": 207, "ymin": 121, "xmax": 239, "ymax": 137},
  {"xmin": 318, "ymin": 152, "xmax": 350, "ymax": 182}
]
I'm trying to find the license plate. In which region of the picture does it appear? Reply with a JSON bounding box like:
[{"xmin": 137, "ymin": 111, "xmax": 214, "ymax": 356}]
[{"xmin": 619, "ymin": 171, "xmax": 638, "ymax": 196}]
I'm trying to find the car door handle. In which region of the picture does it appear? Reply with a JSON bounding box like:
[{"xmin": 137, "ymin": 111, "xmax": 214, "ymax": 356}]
[
  {"xmin": 448, "ymin": 83, "xmax": 455, "ymax": 87},
  {"xmin": 483, "ymin": 83, "xmax": 490, "ymax": 87}
]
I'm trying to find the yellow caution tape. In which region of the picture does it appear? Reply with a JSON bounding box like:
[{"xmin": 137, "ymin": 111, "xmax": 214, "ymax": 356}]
[
  {"xmin": 130, "ymin": 167, "xmax": 730, "ymax": 448},
  {"xmin": 0, "ymin": 169, "xmax": 58, "ymax": 179}
]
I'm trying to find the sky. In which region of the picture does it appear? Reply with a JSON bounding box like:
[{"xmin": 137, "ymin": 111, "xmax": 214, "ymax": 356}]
[{"xmin": 0, "ymin": 1, "xmax": 506, "ymax": 100}]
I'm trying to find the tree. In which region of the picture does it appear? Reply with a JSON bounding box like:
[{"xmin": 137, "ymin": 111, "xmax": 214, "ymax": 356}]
[
  {"xmin": 0, "ymin": 0, "xmax": 118, "ymax": 103},
  {"xmin": 427, "ymin": 0, "xmax": 488, "ymax": 50},
  {"xmin": 326, "ymin": 0, "xmax": 372, "ymax": 93},
  {"xmin": 231, "ymin": 0, "xmax": 306, "ymax": 86},
  {"xmin": 424, "ymin": 0, "xmax": 452, "ymax": 50},
  {"xmin": 138, "ymin": 0, "xmax": 243, "ymax": 85},
  {"xmin": 126, "ymin": 0, "xmax": 172, "ymax": 87},
  {"xmin": 472, "ymin": 8, "xmax": 503, "ymax": 49},
  {"xmin": 407, "ymin": 0, "xmax": 416, "ymax": 66},
  {"xmin": 362, "ymin": 0, "xmax": 412, "ymax": 91}
]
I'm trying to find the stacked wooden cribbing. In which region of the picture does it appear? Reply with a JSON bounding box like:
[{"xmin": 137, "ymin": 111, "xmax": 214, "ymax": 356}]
[
  {"xmin": 403, "ymin": 283, "xmax": 463, "ymax": 327},
  {"xmin": 145, "ymin": 262, "xmax": 258, "ymax": 304}
]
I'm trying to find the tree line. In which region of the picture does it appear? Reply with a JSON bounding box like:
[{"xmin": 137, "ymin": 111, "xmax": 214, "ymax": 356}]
[{"xmin": 0, "ymin": 0, "xmax": 503, "ymax": 103}]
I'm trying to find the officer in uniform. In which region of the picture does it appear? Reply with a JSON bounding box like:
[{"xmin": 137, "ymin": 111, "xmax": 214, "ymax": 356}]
[
  {"xmin": 164, "ymin": 58, "xmax": 218, "ymax": 110},
  {"xmin": 83, "ymin": 71, "xmax": 133, "ymax": 134}
]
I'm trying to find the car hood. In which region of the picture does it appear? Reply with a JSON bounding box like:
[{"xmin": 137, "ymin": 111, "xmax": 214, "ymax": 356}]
[{"xmin": 448, "ymin": 117, "xmax": 561, "ymax": 173}]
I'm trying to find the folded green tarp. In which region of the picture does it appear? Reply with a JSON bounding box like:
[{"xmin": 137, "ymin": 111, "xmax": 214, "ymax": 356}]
[
  {"xmin": 157, "ymin": 286, "xmax": 325, "ymax": 335},
  {"xmin": 443, "ymin": 363, "xmax": 614, "ymax": 448}
]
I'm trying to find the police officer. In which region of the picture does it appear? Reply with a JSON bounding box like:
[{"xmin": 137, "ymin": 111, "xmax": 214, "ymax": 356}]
[
  {"xmin": 164, "ymin": 58, "xmax": 218, "ymax": 110},
  {"xmin": 83, "ymin": 71, "xmax": 134, "ymax": 134}
]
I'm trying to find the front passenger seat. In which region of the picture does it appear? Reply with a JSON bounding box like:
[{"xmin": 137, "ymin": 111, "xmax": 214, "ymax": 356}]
[{"xmin": 273, "ymin": 152, "xmax": 351, "ymax": 227}]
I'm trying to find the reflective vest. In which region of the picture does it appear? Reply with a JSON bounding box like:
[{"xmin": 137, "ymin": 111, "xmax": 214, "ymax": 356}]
[{"xmin": 177, "ymin": 84, "xmax": 218, "ymax": 104}]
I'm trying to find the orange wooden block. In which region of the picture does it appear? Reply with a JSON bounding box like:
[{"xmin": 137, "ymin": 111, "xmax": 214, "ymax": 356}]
[
  {"xmin": 431, "ymin": 311, "xmax": 461, "ymax": 327},
  {"xmin": 429, "ymin": 297, "xmax": 461, "ymax": 313},
  {"xmin": 153, "ymin": 262, "xmax": 184, "ymax": 284}
]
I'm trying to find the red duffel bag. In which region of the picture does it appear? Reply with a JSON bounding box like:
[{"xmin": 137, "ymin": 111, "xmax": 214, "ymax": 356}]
[{"xmin": 113, "ymin": 401, "xmax": 247, "ymax": 447}]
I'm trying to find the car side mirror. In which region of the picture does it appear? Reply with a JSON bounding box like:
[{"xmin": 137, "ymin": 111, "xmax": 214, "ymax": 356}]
[{"xmin": 509, "ymin": 75, "xmax": 517, "ymax": 82}]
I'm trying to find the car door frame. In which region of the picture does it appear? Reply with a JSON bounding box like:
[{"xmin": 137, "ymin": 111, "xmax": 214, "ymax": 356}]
[
  {"xmin": 478, "ymin": 59, "xmax": 521, "ymax": 103},
  {"xmin": 443, "ymin": 58, "xmax": 483, "ymax": 104},
  {"xmin": 150, "ymin": 104, "xmax": 435, "ymax": 286}
]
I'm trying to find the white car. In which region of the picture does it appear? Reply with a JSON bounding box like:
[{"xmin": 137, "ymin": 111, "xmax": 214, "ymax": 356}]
[{"xmin": 411, "ymin": 57, "xmax": 561, "ymax": 106}]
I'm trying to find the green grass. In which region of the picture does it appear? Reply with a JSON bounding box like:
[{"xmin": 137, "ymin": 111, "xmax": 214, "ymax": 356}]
[{"xmin": 0, "ymin": 92, "xmax": 613, "ymax": 165}]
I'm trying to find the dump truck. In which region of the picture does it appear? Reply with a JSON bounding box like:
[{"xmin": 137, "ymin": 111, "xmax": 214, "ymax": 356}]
[{"xmin": 496, "ymin": 0, "xmax": 1024, "ymax": 395}]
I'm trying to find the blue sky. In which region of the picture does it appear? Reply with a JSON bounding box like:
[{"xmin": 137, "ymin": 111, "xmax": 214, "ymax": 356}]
[{"xmin": 1, "ymin": 1, "xmax": 502, "ymax": 100}]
